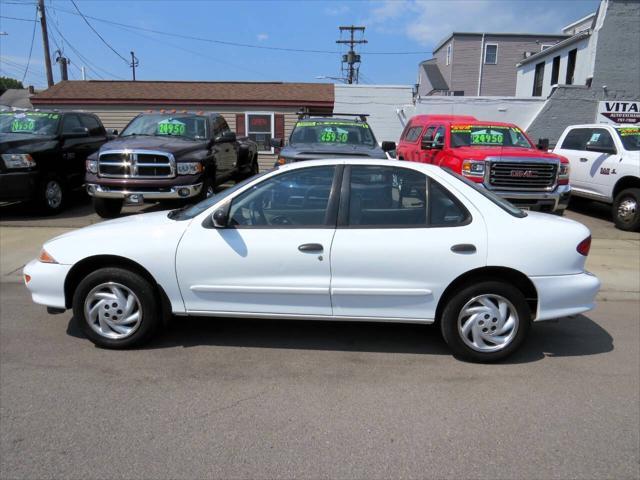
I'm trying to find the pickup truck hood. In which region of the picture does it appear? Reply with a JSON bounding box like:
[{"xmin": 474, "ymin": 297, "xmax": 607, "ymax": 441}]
[
  {"xmin": 98, "ymin": 136, "xmax": 208, "ymax": 157},
  {"xmin": 0, "ymin": 133, "xmax": 58, "ymax": 154},
  {"xmin": 281, "ymin": 143, "xmax": 387, "ymax": 160},
  {"xmin": 451, "ymin": 146, "xmax": 561, "ymax": 161}
]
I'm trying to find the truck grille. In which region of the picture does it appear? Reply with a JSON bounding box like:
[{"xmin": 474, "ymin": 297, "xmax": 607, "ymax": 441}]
[
  {"xmin": 488, "ymin": 160, "xmax": 557, "ymax": 191},
  {"xmin": 98, "ymin": 150, "xmax": 175, "ymax": 178}
]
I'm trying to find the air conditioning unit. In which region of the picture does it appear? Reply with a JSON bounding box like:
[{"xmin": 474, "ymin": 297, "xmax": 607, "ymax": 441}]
[{"xmin": 523, "ymin": 51, "xmax": 536, "ymax": 58}]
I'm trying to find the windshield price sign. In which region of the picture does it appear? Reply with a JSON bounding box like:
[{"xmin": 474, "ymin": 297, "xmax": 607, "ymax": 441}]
[
  {"xmin": 11, "ymin": 119, "xmax": 36, "ymax": 132},
  {"xmin": 320, "ymin": 127, "xmax": 348, "ymax": 143},
  {"xmin": 470, "ymin": 129, "xmax": 504, "ymax": 145},
  {"xmin": 157, "ymin": 119, "xmax": 186, "ymax": 136}
]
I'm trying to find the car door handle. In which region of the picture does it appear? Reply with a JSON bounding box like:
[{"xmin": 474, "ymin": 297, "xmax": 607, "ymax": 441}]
[
  {"xmin": 580, "ymin": 157, "xmax": 589, "ymax": 162},
  {"xmin": 298, "ymin": 243, "xmax": 323, "ymax": 253},
  {"xmin": 451, "ymin": 244, "xmax": 476, "ymax": 254}
]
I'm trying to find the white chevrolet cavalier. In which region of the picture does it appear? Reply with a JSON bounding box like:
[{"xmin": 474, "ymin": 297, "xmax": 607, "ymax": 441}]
[{"xmin": 24, "ymin": 159, "xmax": 600, "ymax": 362}]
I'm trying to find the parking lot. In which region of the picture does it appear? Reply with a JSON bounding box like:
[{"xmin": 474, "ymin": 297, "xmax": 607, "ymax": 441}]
[{"xmin": 1, "ymin": 195, "xmax": 639, "ymax": 479}]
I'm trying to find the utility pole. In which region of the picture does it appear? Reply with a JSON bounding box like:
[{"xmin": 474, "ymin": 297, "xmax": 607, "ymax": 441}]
[
  {"xmin": 130, "ymin": 51, "xmax": 139, "ymax": 81},
  {"xmin": 55, "ymin": 50, "xmax": 69, "ymax": 81},
  {"xmin": 37, "ymin": 0, "xmax": 54, "ymax": 87},
  {"xmin": 336, "ymin": 26, "xmax": 367, "ymax": 84}
]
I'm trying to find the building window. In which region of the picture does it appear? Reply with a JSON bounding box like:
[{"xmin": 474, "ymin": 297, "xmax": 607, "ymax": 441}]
[
  {"xmin": 446, "ymin": 44, "xmax": 452, "ymax": 65},
  {"xmin": 484, "ymin": 44, "xmax": 498, "ymax": 64},
  {"xmin": 566, "ymin": 48, "xmax": 577, "ymax": 85},
  {"xmin": 532, "ymin": 62, "xmax": 545, "ymax": 96},
  {"xmin": 550, "ymin": 55, "xmax": 561, "ymax": 85},
  {"xmin": 246, "ymin": 112, "xmax": 274, "ymax": 153}
]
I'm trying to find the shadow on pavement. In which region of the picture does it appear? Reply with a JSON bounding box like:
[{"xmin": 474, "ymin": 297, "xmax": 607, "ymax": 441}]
[
  {"xmin": 66, "ymin": 313, "xmax": 613, "ymax": 362},
  {"xmin": 567, "ymin": 197, "xmax": 612, "ymax": 222}
]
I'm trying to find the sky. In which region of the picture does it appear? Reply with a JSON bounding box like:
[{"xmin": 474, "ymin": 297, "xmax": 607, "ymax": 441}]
[{"xmin": 0, "ymin": 0, "xmax": 600, "ymax": 89}]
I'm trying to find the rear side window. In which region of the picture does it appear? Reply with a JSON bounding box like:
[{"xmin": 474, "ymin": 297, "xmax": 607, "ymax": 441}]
[
  {"xmin": 344, "ymin": 166, "xmax": 470, "ymax": 227},
  {"xmin": 62, "ymin": 114, "xmax": 84, "ymax": 134},
  {"xmin": 561, "ymin": 128, "xmax": 592, "ymax": 150},
  {"xmin": 404, "ymin": 126, "xmax": 423, "ymax": 143}
]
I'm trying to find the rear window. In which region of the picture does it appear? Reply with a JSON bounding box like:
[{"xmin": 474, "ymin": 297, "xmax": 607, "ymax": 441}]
[{"xmin": 404, "ymin": 126, "xmax": 423, "ymax": 142}]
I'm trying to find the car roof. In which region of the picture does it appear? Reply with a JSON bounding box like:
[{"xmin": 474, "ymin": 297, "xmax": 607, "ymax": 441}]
[
  {"xmin": 300, "ymin": 117, "xmax": 368, "ymax": 123},
  {"xmin": 408, "ymin": 115, "xmax": 521, "ymax": 128},
  {"xmin": 276, "ymin": 157, "xmax": 442, "ymax": 174}
]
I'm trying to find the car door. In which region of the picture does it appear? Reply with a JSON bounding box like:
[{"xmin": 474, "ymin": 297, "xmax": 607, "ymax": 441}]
[
  {"xmin": 422, "ymin": 125, "xmax": 445, "ymax": 165},
  {"xmin": 75, "ymin": 115, "xmax": 106, "ymax": 186},
  {"xmin": 556, "ymin": 127, "xmax": 603, "ymax": 192},
  {"xmin": 330, "ymin": 165, "xmax": 487, "ymax": 320},
  {"xmin": 582, "ymin": 127, "xmax": 621, "ymax": 198},
  {"xmin": 176, "ymin": 165, "xmax": 340, "ymax": 316},
  {"xmin": 60, "ymin": 114, "xmax": 89, "ymax": 182}
]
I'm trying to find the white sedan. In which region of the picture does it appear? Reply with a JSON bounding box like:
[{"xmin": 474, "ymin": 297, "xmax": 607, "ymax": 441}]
[{"xmin": 24, "ymin": 159, "xmax": 600, "ymax": 362}]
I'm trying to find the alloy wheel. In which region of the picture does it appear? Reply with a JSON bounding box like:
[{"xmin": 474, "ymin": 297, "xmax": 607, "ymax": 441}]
[{"xmin": 45, "ymin": 180, "xmax": 63, "ymax": 209}]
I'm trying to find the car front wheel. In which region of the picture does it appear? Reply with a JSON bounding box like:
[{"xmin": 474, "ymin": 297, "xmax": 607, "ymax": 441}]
[
  {"xmin": 440, "ymin": 281, "xmax": 531, "ymax": 362},
  {"xmin": 72, "ymin": 267, "xmax": 160, "ymax": 348},
  {"xmin": 93, "ymin": 198, "xmax": 123, "ymax": 218}
]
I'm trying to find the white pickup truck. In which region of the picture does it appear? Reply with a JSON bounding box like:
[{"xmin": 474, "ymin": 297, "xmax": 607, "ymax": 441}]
[{"xmin": 554, "ymin": 124, "xmax": 640, "ymax": 231}]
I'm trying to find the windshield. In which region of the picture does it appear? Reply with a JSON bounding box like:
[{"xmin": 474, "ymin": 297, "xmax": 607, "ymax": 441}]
[
  {"xmin": 169, "ymin": 170, "xmax": 271, "ymax": 220},
  {"xmin": 442, "ymin": 168, "xmax": 526, "ymax": 218},
  {"xmin": 615, "ymin": 127, "xmax": 640, "ymax": 151},
  {"xmin": 450, "ymin": 124, "xmax": 533, "ymax": 149},
  {"xmin": 121, "ymin": 114, "xmax": 209, "ymax": 140},
  {"xmin": 290, "ymin": 120, "xmax": 376, "ymax": 147},
  {"xmin": 0, "ymin": 111, "xmax": 60, "ymax": 136}
]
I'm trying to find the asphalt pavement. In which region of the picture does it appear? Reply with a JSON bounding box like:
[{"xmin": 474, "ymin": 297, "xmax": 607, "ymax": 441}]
[{"xmin": 1, "ymin": 194, "xmax": 639, "ymax": 479}]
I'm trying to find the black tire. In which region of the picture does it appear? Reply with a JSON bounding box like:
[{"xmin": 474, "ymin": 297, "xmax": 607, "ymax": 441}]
[
  {"xmin": 440, "ymin": 280, "xmax": 531, "ymax": 362},
  {"xmin": 93, "ymin": 197, "xmax": 123, "ymax": 218},
  {"xmin": 199, "ymin": 170, "xmax": 216, "ymax": 201},
  {"xmin": 72, "ymin": 267, "xmax": 160, "ymax": 349},
  {"xmin": 38, "ymin": 174, "xmax": 65, "ymax": 215},
  {"xmin": 612, "ymin": 188, "xmax": 640, "ymax": 232},
  {"xmin": 238, "ymin": 154, "xmax": 259, "ymax": 182}
]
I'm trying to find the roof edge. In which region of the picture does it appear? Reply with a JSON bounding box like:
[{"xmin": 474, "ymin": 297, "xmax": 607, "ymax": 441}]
[
  {"xmin": 516, "ymin": 30, "xmax": 591, "ymax": 67},
  {"xmin": 434, "ymin": 32, "xmax": 570, "ymax": 52}
]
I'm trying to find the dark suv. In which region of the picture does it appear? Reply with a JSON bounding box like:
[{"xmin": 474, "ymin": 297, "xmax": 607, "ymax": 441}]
[
  {"xmin": 0, "ymin": 110, "xmax": 110, "ymax": 213},
  {"xmin": 271, "ymin": 113, "xmax": 395, "ymax": 166}
]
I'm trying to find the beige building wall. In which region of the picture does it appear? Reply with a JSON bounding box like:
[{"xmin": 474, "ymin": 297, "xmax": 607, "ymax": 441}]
[{"xmin": 48, "ymin": 104, "xmax": 301, "ymax": 171}]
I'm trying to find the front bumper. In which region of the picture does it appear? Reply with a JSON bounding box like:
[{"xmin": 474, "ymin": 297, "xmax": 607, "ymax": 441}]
[
  {"xmin": 86, "ymin": 183, "xmax": 203, "ymax": 200},
  {"xmin": 490, "ymin": 184, "xmax": 571, "ymax": 213},
  {"xmin": 531, "ymin": 271, "xmax": 601, "ymax": 321},
  {"xmin": 0, "ymin": 170, "xmax": 38, "ymax": 202},
  {"xmin": 23, "ymin": 259, "xmax": 72, "ymax": 310}
]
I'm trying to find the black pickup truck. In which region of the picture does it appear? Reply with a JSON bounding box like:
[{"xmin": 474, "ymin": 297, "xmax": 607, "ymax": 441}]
[
  {"xmin": 271, "ymin": 113, "xmax": 395, "ymax": 166},
  {"xmin": 86, "ymin": 111, "xmax": 258, "ymax": 218},
  {"xmin": 0, "ymin": 110, "xmax": 110, "ymax": 213}
]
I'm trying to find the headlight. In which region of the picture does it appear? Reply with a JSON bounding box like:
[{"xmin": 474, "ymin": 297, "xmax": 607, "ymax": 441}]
[
  {"xmin": 86, "ymin": 159, "xmax": 98, "ymax": 174},
  {"xmin": 1, "ymin": 153, "xmax": 36, "ymax": 169},
  {"xmin": 38, "ymin": 248, "xmax": 58, "ymax": 264},
  {"xmin": 277, "ymin": 156, "xmax": 287, "ymax": 165},
  {"xmin": 558, "ymin": 162, "xmax": 570, "ymax": 185},
  {"xmin": 462, "ymin": 159, "xmax": 485, "ymax": 178},
  {"xmin": 176, "ymin": 162, "xmax": 203, "ymax": 175}
]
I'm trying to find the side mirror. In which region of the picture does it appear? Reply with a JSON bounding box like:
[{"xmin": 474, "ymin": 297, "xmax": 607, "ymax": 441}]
[
  {"xmin": 421, "ymin": 137, "xmax": 433, "ymax": 150},
  {"xmin": 111, "ymin": 129, "xmax": 119, "ymax": 136},
  {"xmin": 381, "ymin": 141, "xmax": 396, "ymax": 152},
  {"xmin": 270, "ymin": 137, "xmax": 283, "ymax": 148},
  {"xmin": 211, "ymin": 208, "xmax": 228, "ymax": 228},
  {"xmin": 537, "ymin": 138, "xmax": 549, "ymax": 151},
  {"xmin": 585, "ymin": 143, "xmax": 616, "ymax": 155},
  {"xmin": 215, "ymin": 131, "xmax": 236, "ymax": 143}
]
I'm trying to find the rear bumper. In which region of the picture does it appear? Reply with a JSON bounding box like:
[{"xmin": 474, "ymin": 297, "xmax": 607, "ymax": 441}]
[
  {"xmin": 0, "ymin": 171, "xmax": 38, "ymax": 201},
  {"xmin": 531, "ymin": 271, "xmax": 601, "ymax": 321},
  {"xmin": 491, "ymin": 184, "xmax": 571, "ymax": 212},
  {"xmin": 86, "ymin": 182, "xmax": 203, "ymax": 200}
]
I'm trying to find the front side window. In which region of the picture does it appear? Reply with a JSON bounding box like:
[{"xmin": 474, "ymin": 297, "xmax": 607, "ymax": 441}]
[
  {"xmin": 0, "ymin": 111, "xmax": 60, "ymax": 135},
  {"xmin": 121, "ymin": 114, "xmax": 209, "ymax": 140},
  {"xmin": 62, "ymin": 114, "xmax": 84, "ymax": 134},
  {"xmin": 484, "ymin": 44, "xmax": 498, "ymax": 64},
  {"xmin": 561, "ymin": 128, "xmax": 591, "ymax": 150},
  {"xmin": 246, "ymin": 113, "xmax": 274, "ymax": 152},
  {"xmin": 616, "ymin": 127, "xmax": 640, "ymax": 151},
  {"xmin": 290, "ymin": 120, "xmax": 376, "ymax": 147},
  {"xmin": 450, "ymin": 124, "xmax": 532, "ymax": 148},
  {"xmin": 228, "ymin": 166, "xmax": 335, "ymax": 227},
  {"xmin": 586, "ymin": 129, "xmax": 616, "ymax": 151},
  {"xmin": 81, "ymin": 115, "xmax": 103, "ymax": 136}
]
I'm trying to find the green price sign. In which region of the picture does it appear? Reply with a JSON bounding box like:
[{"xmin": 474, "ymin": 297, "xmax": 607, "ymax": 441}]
[
  {"xmin": 471, "ymin": 130, "xmax": 504, "ymax": 145},
  {"xmin": 320, "ymin": 128, "xmax": 348, "ymax": 143},
  {"xmin": 11, "ymin": 119, "xmax": 36, "ymax": 132},
  {"xmin": 157, "ymin": 120, "xmax": 186, "ymax": 136}
]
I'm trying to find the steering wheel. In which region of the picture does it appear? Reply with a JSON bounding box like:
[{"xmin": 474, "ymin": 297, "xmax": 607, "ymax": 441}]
[{"xmin": 271, "ymin": 215, "xmax": 292, "ymax": 225}]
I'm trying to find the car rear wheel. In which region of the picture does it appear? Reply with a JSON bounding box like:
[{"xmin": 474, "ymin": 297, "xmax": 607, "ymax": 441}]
[
  {"xmin": 440, "ymin": 281, "xmax": 531, "ymax": 362},
  {"xmin": 612, "ymin": 188, "xmax": 640, "ymax": 232},
  {"xmin": 93, "ymin": 198, "xmax": 123, "ymax": 218},
  {"xmin": 72, "ymin": 267, "xmax": 160, "ymax": 348}
]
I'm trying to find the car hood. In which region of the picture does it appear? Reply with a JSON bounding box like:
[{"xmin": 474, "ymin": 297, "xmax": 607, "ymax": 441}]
[
  {"xmin": 451, "ymin": 146, "xmax": 561, "ymax": 161},
  {"xmin": 0, "ymin": 133, "xmax": 58, "ymax": 154},
  {"xmin": 281, "ymin": 143, "xmax": 387, "ymax": 160},
  {"xmin": 44, "ymin": 210, "xmax": 189, "ymax": 265},
  {"xmin": 99, "ymin": 136, "xmax": 208, "ymax": 157}
]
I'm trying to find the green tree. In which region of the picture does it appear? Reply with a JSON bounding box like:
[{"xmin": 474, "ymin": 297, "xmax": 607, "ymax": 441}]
[{"xmin": 0, "ymin": 77, "xmax": 25, "ymax": 96}]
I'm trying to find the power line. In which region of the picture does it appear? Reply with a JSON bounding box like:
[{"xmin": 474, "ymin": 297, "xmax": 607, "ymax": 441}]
[
  {"xmin": 69, "ymin": 0, "xmax": 129, "ymax": 64},
  {"xmin": 21, "ymin": 6, "xmax": 38, "ymax": 82},
  {"xmin": 0, "ymin": 15, "xmax": 37, "ymax": 22},
  {"xmin": 48, "ymin": 5, "xmax": 431, "ymax": 55}
]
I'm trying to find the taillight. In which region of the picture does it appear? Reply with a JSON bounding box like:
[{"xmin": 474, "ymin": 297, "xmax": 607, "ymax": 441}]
[{"xmin": 577, "ymin": 236, "xmax": 591, "ymax": 256}]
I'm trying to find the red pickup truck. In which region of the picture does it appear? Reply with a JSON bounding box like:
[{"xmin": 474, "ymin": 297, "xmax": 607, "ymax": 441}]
[{"xmin": 396, "ymin": 115, "xmax": 571, "ymax": 213}]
